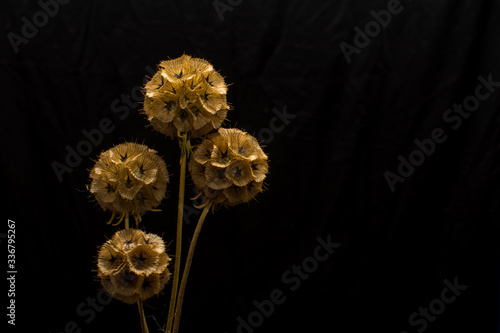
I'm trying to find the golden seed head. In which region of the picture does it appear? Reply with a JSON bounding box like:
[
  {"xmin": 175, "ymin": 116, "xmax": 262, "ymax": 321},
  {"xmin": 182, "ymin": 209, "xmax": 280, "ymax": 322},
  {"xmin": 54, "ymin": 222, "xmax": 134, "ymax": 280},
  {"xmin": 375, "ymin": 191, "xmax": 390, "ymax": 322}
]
[
  {"xmin": 97, "ymin": 229, "xmax": 171, "ymax": 304},
  {"xmin": 89, "ymin": 142, "xmax": 169, "ymax": 217},
  {"xmin": 188, "ymin": 128, "xmax": 269, "ymax": 208},
  {"xmin": 143, "ymin": 54, "xmax": 230, "ymax": 138}
]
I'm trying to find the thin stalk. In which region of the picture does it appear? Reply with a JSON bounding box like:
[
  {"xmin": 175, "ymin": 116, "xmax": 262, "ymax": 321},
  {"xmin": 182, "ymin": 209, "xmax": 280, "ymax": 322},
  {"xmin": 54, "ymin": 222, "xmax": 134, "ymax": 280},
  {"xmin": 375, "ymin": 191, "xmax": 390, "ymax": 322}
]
[
  {"xmin": 166, "ymin": 135, "xmax": 189, "ymax": 333},
  {"xmin": 125, "ymin": 212, "xmax": 130, "ymax": 230},
  {"xmin": 137, "ymin": 299, "xmax": 149, "ymax": 333},
  {"xmin": 129, "ymin": 214, "xmax": 149, "ymax": 333},
  {"xmin": 172, "ymin": 203, "xmax": 211, "ymax": 333}
]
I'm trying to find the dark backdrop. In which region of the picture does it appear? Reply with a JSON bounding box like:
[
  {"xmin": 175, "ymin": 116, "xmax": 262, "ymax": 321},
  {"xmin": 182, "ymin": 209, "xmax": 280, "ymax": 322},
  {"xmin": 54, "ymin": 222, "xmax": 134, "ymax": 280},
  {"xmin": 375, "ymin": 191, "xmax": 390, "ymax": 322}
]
[{"xmin": 2, "ymin": 0, "xmax": 500, "ymax": 332}]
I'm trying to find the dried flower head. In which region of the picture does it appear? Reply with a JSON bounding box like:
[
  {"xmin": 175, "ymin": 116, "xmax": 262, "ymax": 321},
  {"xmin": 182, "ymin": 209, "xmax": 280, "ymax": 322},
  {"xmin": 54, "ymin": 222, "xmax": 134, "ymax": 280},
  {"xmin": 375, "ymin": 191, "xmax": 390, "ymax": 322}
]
[
  {"xmin": 89, "ymin": 142, "xmax": 169, "ymax": 223},
  {"xmin": 143, "ymin": 54, "xmax": 230, "ymax": 138},
  {"xmin": 97, "ymin": 229, "xmax": 171, "ymax": 304},
  {"xmin": 188, "ymin": 128, "xmax": 269, "ymax": 207}
]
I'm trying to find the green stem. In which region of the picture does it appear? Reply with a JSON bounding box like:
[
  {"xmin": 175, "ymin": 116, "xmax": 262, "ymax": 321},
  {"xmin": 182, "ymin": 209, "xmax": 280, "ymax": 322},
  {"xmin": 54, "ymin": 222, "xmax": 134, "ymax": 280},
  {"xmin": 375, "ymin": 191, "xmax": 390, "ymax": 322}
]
[
  {"xmin": 172, "ymin": 203, "xmax": 211, "ymax": 333},
  {"xmin": 166, "ymin": 135, "xmax": 189, "ymax": 333}
]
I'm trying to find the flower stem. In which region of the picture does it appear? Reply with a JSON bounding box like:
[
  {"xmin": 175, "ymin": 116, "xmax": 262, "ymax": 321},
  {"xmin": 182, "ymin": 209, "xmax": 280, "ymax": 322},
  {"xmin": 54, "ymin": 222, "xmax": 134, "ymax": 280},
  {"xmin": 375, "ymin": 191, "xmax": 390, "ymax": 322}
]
[
  {"xmin": 137, "ymin": 299, "xmax": 149, "ymax": 333},
  {"xmin": 130, "ymin": 214, "xmax": 148, "ymax": 333},
  {"xmin": 172, "ymin": 203, "xmax": 211, "ymax": 333},
  {"xmin": 166, "ymin": 134, "xmax": 189, "ymax": 333}
]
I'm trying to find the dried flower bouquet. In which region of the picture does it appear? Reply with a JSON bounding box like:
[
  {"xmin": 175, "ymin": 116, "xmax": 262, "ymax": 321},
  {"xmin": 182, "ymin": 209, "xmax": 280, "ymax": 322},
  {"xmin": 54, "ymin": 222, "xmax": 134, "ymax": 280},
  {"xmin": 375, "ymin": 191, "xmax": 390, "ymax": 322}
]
[{"xmin": 88, "ymin": 55, "xmax": 269, "ymax": 333}]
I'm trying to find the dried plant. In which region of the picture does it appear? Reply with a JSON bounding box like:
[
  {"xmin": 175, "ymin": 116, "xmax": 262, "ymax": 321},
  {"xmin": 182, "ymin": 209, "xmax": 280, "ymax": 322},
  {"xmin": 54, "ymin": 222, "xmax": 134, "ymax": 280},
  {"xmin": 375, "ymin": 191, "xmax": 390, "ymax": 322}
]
[
  {"xmin": 141, "ymin": 54, "xmax": 231, "ymax": 332},
  {"xmin": 166, "ymin": 128, "xmax": 268, "ymax": 333},
  {"xmin": 87, "ymin": 54, "xmax": 269, "ymax": 333},
  {"xmin": 89, "ymin": 142, "xmax": 169, "ymax": 226},
  {"xmin": 97, "ymin": 229, "xmax": 171, "ymax": 304},
  {"xmin": 189, "ymin": 128, "xmax": 269, "ymax": 208},
  {"xmin": 143, "ymin": 54, "xmax": 229, "ymax": 139}
]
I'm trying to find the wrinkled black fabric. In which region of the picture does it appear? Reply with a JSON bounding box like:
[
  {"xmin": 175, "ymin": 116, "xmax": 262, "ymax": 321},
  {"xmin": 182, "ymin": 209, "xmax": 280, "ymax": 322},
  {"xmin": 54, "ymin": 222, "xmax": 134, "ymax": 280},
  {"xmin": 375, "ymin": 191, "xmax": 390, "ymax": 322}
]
[{"xmin": 2, "ymin": 1, "xmax": 500, "ymax": 332}]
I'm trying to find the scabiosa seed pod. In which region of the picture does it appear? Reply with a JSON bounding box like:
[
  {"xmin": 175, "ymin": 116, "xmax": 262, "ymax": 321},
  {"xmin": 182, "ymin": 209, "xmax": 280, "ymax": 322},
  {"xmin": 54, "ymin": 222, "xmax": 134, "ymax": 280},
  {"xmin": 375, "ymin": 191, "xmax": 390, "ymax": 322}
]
[
  {"xmin": 89, "ymin": 142, "xmax": 169, "ymax": 223},
  {"xmin": 188, "ymin": 128, "xmax": 269, "ymax": 207},
  {"xmin": 97, "ymin": 229, "xmax": 171, "ymax": 304},
  {"xmin": 143, "ymin": 54, "xmax": 230, "ymax": 138}
]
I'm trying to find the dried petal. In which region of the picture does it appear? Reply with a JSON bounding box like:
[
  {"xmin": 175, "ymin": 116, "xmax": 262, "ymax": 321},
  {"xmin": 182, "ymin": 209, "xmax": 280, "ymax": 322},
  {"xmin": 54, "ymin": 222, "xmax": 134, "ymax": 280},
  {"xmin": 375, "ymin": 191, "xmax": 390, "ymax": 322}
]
[
  {"xmin": 127, "ymin": 244, "xmax": 160, "ymax": 276},
  {"xmin": 110, "ymin": 267, "xmax": 143, "ymax": 296},
  {"xmin": 138, "ymin": 273, "xmax": 161, "ymax": 301},
  {"xmin": 188, "ymin": 157, "xmax": 208, "ymax": 190},
  {"xmin": 155, "ymin": 252, "xmax": 171, "ymax": 273},
  {"xmin": 223, "ymin": 184, "xmax": 252, "ymax": 205},
  {"xmin": 226, "ymin": 160, "xmax": 253, "ymax": 186},
  {"xmin": 250, "ymin": 159, "xmax": 269, "ymax": 182},
  {"xmin": 205, "ymin": 164, "xmax": 232, "ymax": 190},
  {"xmin": 139, "ymin": 233, "xmax": 166, "ymax": 254},
  {"xmin": 111, "ymin": 229, "xmax": 145, "ymax": 252},
  {"xmin": 97, "ymin": 241, "xmax": 126, "ymax": 276}
]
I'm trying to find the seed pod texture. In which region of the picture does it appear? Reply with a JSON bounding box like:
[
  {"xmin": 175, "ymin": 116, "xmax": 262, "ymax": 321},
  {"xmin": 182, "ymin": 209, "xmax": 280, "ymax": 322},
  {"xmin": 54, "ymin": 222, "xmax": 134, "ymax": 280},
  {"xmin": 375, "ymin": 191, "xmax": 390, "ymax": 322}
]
[
  {"xmin": 89, "ymin": 142, "xmax": 169, "ymax": 217},
  {"xmin": 97, "ymin": 229, "xmax": 171, "ymax": 304},
  {"xmin": 143, "ymin": 54, "xmax": 229, "ymax": 138},
  {"xmin": 189, "ymin": 128, "xmax": 269, "ymax": 207}
]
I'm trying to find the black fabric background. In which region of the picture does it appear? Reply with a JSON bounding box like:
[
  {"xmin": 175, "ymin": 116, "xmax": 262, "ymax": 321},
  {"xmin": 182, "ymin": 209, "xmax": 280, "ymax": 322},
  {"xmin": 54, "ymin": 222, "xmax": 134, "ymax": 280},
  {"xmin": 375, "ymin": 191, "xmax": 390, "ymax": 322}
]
[{"xmin": 2, "ymin": 0, "xmax": 500, "ymax": 332}]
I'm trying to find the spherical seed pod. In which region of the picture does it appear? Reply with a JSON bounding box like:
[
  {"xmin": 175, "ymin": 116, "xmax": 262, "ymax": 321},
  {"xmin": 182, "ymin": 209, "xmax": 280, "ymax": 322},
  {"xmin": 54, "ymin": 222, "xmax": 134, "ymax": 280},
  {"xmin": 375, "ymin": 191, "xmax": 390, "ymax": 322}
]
[
  {"xmin": 96, "ymin": 229, "xmax": 172, "ymax": 304},
  {"xmin": 89, "ymin": 142, "xmax": 169, "ymax": 224},
  {"xmin": 188, "ymin": 128, "xmax": 269, "ymax": 208},
  {"xmin": 143, "ymin": 54, "xmax": 230, "ymax": 138}
]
